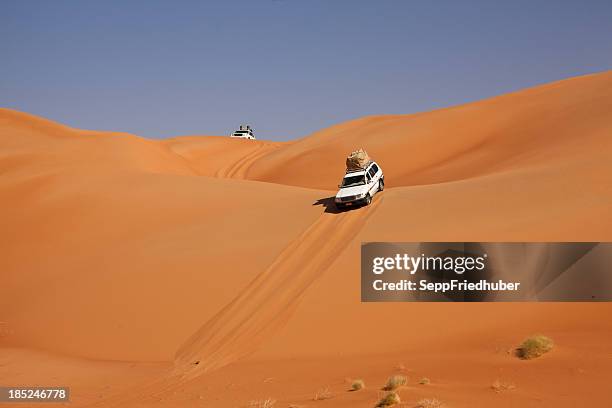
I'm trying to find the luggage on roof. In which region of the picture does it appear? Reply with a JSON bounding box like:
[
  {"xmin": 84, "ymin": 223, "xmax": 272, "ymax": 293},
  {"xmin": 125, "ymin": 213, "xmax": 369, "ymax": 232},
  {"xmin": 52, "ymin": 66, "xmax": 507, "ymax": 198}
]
[{"xmin": 346, "ymin": 148, "xmax": 371, "ymax": 171}]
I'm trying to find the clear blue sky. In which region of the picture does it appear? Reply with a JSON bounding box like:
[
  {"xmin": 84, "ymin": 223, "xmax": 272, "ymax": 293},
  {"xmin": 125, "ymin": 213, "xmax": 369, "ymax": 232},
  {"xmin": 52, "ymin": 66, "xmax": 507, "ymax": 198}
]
[{"xmin": 1, "ymin": 1, "xmax": 611, "ymax": 141}]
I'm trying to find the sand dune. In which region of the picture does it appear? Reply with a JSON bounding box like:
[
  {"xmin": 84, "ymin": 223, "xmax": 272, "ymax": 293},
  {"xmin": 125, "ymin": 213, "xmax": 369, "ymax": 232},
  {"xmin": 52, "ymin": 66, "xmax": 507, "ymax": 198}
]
[
  {"xmin": 174, "ymin": 197, "xmax": 381, "ymax": 375},
  {"xmin": 248, "ymin": 71, "xmax": 612, "ymax": 190},
  {"xmin": 163, "ymin": 136, "xmax": 282, "ymax": 178},
  {"xmin": 1, "ymin": 110, "xmax": 325, "ymax": 361},
  {"xmin": 1, "ymin": 71, "xmax": 612, "ymax": 407}
]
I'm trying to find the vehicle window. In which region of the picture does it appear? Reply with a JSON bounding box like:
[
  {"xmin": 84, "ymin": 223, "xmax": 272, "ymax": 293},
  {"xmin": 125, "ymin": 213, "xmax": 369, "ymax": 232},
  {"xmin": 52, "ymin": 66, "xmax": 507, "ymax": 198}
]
[
  {"xmin": 366, "ymin": 174, "xmax": 371, "ymax": 183},
  {"xmin": 371, "ymin": 163, "xmax": 379, "ymax": 173},
  {"xmin": 368, "ymin": 167, "xmax": 376, "ymax": 177},
  {"xmin": 341, "ymin": 175, "xmax": 366, "ymax": 187}
]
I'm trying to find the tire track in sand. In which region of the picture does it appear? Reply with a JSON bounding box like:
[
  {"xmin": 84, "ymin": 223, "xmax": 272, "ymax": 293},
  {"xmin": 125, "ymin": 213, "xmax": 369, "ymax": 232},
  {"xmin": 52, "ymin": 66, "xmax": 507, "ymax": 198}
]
[
  {"xmin": 215, "ymin": 143, "xmax": 279, "ymax": 179},
  {"xmin": 172, "ymin": 197, "xmax": 382, "ymax": 379},
  {"xmin": 87, "ymin": 198, "xmax": 383, "ymax": 406}
]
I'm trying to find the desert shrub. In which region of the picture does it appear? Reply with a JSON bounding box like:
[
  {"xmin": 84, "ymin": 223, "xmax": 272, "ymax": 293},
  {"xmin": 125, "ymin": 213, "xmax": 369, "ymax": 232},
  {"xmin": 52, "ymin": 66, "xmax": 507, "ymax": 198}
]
[
  {"xmin": 351, "ymin": 379, "xmax": 365, "ymax": 391},
  {"xmin": 491, "ymin": 379, "xmax": 516, "ymax": 392},
  {"xmin": 419, "ymin": 377, "xmax": 430, "ymax": 385},
  {"xmin": 516, "ymin": 335, "xmax": 554, "ymax": 359},
  {"xmin": 313, "ymin": 387, "xmax": 333, "ymax": 400},
  {"xmin": 415, "ymin": 398, "xmax": 443, "ymax": 408},
  {"xmin": 376, "ymin": 391, "xmax": 401, "ymax": 407},
  {"xmin": 248, "ymin": 398, "xmax": 275, "ymax": 408},
  {"xmin": 383, "ymin": 375, "xmax": 408, "ymax": 390}
]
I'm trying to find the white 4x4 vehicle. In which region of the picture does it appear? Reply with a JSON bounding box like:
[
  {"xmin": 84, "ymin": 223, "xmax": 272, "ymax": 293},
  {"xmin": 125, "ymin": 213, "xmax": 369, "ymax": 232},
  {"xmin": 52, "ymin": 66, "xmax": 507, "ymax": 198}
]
[
  {"xmin": 335, "ymin": 161, "xmax": 384, "ymax": 209},
  {"xmin": 231, "ymin": 125, "xmax": 256, "ymax": 140}
]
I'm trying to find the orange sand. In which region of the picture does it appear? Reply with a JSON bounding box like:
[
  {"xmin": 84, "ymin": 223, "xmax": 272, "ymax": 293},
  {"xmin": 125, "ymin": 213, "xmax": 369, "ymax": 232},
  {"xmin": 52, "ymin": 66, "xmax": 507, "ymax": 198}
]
[{"xmin": 1, "ymin": 71, "xmax": 612, "ymax": 407}]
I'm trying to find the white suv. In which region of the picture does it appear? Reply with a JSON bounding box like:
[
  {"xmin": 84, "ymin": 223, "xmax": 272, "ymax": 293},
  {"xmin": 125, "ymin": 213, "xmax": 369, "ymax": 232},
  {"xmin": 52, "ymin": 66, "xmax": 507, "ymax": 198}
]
[
  {"xmin": 230, "ymin": 125, "xmax": 256, "ymax": 140},
  {"xmin": 335, "ymin": 161, "xmax": 384, "ymax": 209}
]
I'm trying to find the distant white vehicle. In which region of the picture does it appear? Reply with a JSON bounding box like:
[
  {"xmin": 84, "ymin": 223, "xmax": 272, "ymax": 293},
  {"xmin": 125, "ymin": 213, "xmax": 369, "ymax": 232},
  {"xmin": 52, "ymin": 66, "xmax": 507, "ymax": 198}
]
[
  {"xmin": 230, "ymin": 125, "xmax": 256, "ymax": 140},
  {"xmin": 335, "ymin": 160, "xmax": 384, "ymax": 209}
]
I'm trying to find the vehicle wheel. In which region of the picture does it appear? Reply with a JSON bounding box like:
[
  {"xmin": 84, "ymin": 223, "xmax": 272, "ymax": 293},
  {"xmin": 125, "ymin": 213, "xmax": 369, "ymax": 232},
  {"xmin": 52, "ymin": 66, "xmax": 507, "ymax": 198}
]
[
  {"xmin": 379, "ymin": 178, "xmax": 384, "ymax": 191},
  {"xmin": 364, "ymin": 194, "xmax": 372, "ymax": 206}
]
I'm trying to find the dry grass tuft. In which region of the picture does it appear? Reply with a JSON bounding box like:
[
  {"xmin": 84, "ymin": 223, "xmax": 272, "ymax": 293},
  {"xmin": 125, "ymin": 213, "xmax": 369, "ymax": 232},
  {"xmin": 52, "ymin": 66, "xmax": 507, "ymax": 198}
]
[
  {"xmin": 351, "ymin": 379, "xmax": 365, "ymax": 391},
  {"xmin": 419, "ymin": 377, "xmax": 430, "ymax": 385},
  {"xmin": 516, "ymin": 335, "xmax": 554, "ymax": 359},
  {"xmin": 383, "ymin": 375, "xmax": 408, "ymax": 391},
  {"xmin": 376, "ymin": 391, "xmax": 401, "ymax": 407},
  {"xmin": 313, "ymin": 387, "xmax": 333, "ymax": 401},
  {"xmin": 248, "ymin": 398, "xmax": 276, "ymax": 408},
  {"xmin": 415, "ymin": 398, "xmax": 443, "ymax": 408},
  {"xmin": 491, "ymin": 379, "xmax": 516, "ymax": 393}
]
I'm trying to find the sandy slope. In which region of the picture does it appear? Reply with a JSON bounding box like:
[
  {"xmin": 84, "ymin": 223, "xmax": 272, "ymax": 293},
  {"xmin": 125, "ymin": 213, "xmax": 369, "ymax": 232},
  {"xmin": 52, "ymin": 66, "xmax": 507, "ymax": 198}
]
[
  {"xmin": 0, "ymin": 110, "xmax": 326, "ymax": 361},
  {"xmin": 1, "ymin": 71, "xmax": 612, "ymax": 407},
  {"xmin": 248, "ymin": 71, "xmax": 612, "ymax": 190},
  {"xmin": 163, "ymin": 136, "xmax": 283, "ymax": 178}
]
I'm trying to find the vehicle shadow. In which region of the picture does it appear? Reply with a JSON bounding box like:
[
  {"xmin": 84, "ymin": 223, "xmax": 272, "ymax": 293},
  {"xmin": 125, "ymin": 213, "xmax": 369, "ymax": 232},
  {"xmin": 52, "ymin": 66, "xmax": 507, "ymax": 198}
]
[
  {"xmin": 313, "ymin": 196, "xmax": 360, "ymax": 214},
  {"xmin": 312, "ymin": 197, "xmax": 343, "ymax": 214}
]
